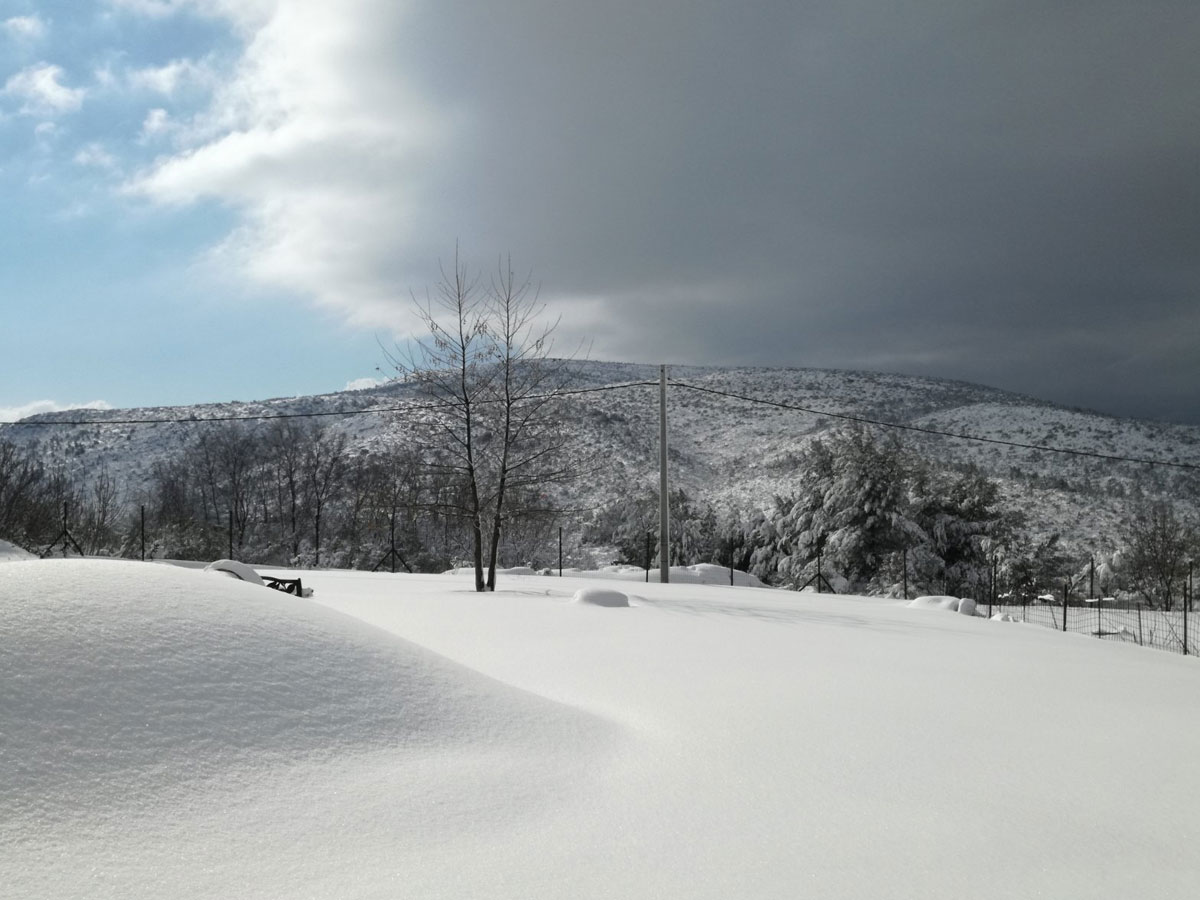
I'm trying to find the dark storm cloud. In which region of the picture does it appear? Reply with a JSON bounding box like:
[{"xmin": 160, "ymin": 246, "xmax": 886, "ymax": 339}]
[{"xmin": 396, "ymin": 0, "xmax": 1200, "ymax": 422}]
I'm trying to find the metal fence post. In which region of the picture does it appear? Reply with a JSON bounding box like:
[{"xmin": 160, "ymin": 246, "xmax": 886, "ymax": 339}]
[
  {"xmin": 1091, "ymin": 557, "xmax": 1099, "ymax": 639},
  {"xmin": 1062, "ymin": 580, "xmax": 1069, "ymax": 633},
  {"xmin": 558, "ymin": 526, "xmax": 563, "ymax": 577},
  {"xmin": 987, "ymin": 558, "xmax": 993, "ymax": 618},
  {"xmin": 645, "ymin": 531, "xmax": 651, "ymax": 583}
]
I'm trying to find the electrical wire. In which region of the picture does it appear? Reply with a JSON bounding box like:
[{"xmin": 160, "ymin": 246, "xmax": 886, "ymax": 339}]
[
  {"xmin": 668, "ymin": 379, "xmax": 1200, "ymax": 472},
  {"xmin": 0, "ymin": 381, "xmax": 659, "ymax": 427},
  {"xmin": 2, "ymin": 373, "xmax": 1195, "ymax": 472}
]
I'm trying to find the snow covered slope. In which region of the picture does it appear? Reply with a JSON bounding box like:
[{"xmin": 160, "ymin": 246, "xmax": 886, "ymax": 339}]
[
  {"xmin": 3, "ymin": 560, "xmax": 1198, "ymax": 898},
  {"xmin": 0, "ymin": 539, "xmax": 35, "ymax": 561},
  {"xmin": 3, "ymin": 361, "xmax": 1197, "ymax": 551}
]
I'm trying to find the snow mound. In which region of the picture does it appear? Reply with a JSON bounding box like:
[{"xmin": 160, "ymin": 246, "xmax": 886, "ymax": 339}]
[
  {"xmin": 0, "ymin": 560, "xmax": 598, "ymax": 821},
  {"xmin": 591, "ymin": 563, "xmax": 764, "ymax": 587},
  {"xmin": 908, "ymin": 595, "xmax": 978, "ymax": 616},
  {"xmin": 683, "ymin": 563, "xmax": 766, "ymax": 587},
  {"xmin": 572, "ymin": 587, "xmax": 631, "ymax": 607},
  {"xmin": 203, "ymin": 557, "xmax": 264, "ymax": 585},
  {"xmin": 497, "ymin": 566, "xmax": 539, "ymax": 576},
  {"xmin": 0, "ymin": 538, "xmax": 35, "ymax": 561}
]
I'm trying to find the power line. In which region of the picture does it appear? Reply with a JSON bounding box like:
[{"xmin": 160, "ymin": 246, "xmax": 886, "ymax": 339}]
[
  {"xmin": 0, "ymin": 381, "xmax": 659, "ymax": 427},
  {"xmin": 669, "ymin": 380, "xmax": 1200, "ymax": 472},
  {"xmin": 3, "ymin": 373, "xmax": 1194, "ymax": 472}
]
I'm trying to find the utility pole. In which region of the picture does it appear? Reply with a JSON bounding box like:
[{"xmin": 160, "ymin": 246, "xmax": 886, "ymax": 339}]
[{"xmin": 659, "ymin": 364, "xmax": 670, "ymax": 584}]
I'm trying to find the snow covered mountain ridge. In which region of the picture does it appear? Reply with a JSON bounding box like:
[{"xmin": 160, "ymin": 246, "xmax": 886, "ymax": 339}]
[{"xmin": 3, "ymin": 360, "xmax": 1198, "ymax": 556}]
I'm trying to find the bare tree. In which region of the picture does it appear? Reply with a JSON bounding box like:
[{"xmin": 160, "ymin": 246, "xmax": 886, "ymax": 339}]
[
  {"xmin": 397, "ymin": 249, "xmax": 490, "ymax": 588},
  {"xmin": 480, "ymin": 256, "xmax": 574, "ymax": 588},
  {"xmin": 389, "ymin": 249, "xmax": 577, "ymax": 591},
  {"xmin": 79, "ymin": 467, "xmax": 124, "ymax": 555},
  {"xmin": 266, "ymin": 419, "xmax": 306, "ymax": 559},
  {"xmin": 1120, "ymin": 502, "xmax": 1195, "ymax": 609},
  {"xmin": 0, "ymin": 441, "xmax": 45, "ymax": 547},
  {"xmin": 301, "ymin": 424, "xmax": 348, "ymax": 566},
  {"xmin": 197, "ymin": 425, "xmax": 260, "ymax": 554}
]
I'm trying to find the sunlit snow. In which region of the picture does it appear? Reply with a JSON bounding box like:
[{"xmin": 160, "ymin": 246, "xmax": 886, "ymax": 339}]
[{"xmin": 2, "ymin": 558, "xmax": 1197, "ymax": 899}]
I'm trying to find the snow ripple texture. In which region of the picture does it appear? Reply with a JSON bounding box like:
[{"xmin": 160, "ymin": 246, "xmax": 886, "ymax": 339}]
[{"xmin": 0, "ymin": 560, "xmax": 602, "ymax": 823}]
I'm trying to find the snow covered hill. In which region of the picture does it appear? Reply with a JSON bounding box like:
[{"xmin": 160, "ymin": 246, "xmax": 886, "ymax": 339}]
[
  {"xmin": 3, "ymin": 558, "xmax": 1198, "ymax": 898},
  {"xmin": 2, "ymin": 361, "xmax": 1197, "ymax": 554}
]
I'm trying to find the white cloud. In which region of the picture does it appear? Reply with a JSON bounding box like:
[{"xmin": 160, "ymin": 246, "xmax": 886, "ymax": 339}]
[
  {"xmin": 73, "ymin": 142, "xmax": 119, "ymax": 169},
  {"xmin": 2, "ymin": 15, "xmax": 48, "ymax": 41},
  {"xmin": 139, "ymin": 107, "xmax": 171, "ymax": 140},
  {"xmin": 127, "ymin": 58, "xmax": 211, "ymax": 95},
  {"xmin": 344, "ymin": 376, "xmax": 385, "ymax": 392},
  {"xmin": 0, "ymin": 400, "xmax": 112, "ymax": 423},
  {"xmin": 3, "ymin": 63, "xmax": 85, "ymax": 115},
  {"xmin": 93, "ymin": 64, "xmax": 118, "ymax": 89},
  {"xmin": 127, "ymin": 0, "xmax": 444, "ymax": 328}
]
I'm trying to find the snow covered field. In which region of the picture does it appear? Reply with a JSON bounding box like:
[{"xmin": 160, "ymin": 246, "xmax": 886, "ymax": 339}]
[{"xmin": 3, "ymin": 559, "xmax": 1198, "ymax": 899}]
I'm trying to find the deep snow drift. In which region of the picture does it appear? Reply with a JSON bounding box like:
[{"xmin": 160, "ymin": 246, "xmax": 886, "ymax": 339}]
[
  {"xmin": 3, "ymin": 560, "xmax": 1199, "ymax": 899},
  {"xmin": 907, "ymin": 594, "xmax": 978, "ymax": 615},
  {"xmin": 0, "ymin": 538, "xmax": 35, "ymax": 561}
]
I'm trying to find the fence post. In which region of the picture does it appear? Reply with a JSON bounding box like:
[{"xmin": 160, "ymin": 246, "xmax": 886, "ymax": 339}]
[
  {"xmin": 140, "ymin": 505, "xmax": 146, "ymax": 562},
  {"xmin": 987, "ymin": 558, "xmax": 993, "ymax": 618},
  {"xmin": 1185, "ymin": 588, "xmax": 1190, "ymax": 656},
  {"xmin": 1136, "ymin": 603, "xmax": 1144, "ymax": 647},
  {"xmin": 1062, "ymin": 580, "xmax": 1069, "ymax": 633},
  {"xmin": 1091, "ymin": 557, "xmax": 1099, "ymax": 639},
  {"xmin": 558, "ymin": 526, "xmax": 563, "ymax": 577},
  {"xmin": 645, "ymin": 531, "xmax": 651, "ymax": 583}
]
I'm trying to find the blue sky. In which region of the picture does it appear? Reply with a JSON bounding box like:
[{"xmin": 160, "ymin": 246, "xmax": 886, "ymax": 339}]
[
  {"xmin": 1, "ymin": 2, "xmax": 383, "ymax": 420},
  {"xmin": 3, "ymin": 1, "xmax": 1199, "ymax": 424}
]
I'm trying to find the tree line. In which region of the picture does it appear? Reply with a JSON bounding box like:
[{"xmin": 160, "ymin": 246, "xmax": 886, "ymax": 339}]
[
  {"xmin": 586, "ymin": 425, "xmax": 1198, "ymax": 609},
  {"xmin": 0, "ymin": 419, "xmax": 562, "ymax": 572},
  {"xmin": 2, "ymin": 421, "xmax": 1195, "ymax": 607}
]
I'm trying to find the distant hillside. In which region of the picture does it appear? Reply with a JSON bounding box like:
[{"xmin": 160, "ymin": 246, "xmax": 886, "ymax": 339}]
[{"xmin": 4, "ymin": 361, "xmax": 1199, "ymax": 556}]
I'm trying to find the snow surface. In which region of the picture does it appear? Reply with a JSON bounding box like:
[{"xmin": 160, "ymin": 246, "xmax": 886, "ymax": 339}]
[
  {"xmin": 908, "ymin": 595, "xmax": 979, "ymax": 616},
  {"xmin": 585, "ymin": 562, "xmax": 765, "ymax": 586},
  {"xmin": 571, "ymin": 587, "xmax": 631, "ymax": 607},
  {"xmin": 203, "ymin": 557, "xmax": 264, "ymax": 585},
  {"xmin": 3, "ymin": 561, "xmax": 1199, "ymax": 899},
  {"xmin": 0, "ymin": 538, "xmax": 35, "ymax": 561}
]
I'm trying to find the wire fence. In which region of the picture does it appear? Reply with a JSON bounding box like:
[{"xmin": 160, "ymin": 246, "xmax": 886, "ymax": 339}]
[{"xmin": 978, "ymin": 600, "xmax": 1193, "ymax": 657}]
